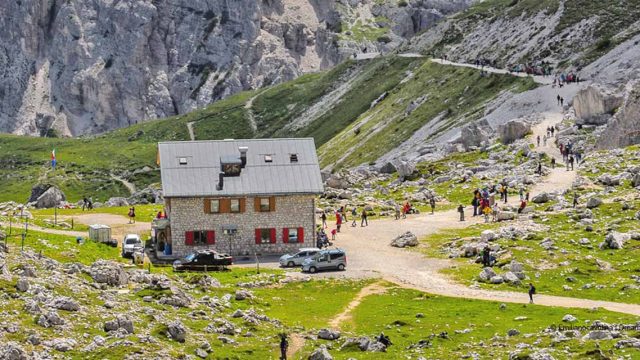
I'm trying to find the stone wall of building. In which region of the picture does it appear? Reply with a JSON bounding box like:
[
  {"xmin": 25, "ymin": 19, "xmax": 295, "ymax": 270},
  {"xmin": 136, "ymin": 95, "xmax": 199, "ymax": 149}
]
[{"xmin": 169, "ymin": 195, "xmax": 316, "ymax": 257}]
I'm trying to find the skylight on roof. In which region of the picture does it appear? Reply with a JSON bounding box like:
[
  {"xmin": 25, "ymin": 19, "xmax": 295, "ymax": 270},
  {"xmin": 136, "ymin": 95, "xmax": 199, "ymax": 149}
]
[
  {"xmin": 178, "ymin": 157, "xmax": 188, "ymax": 165},
  {"xmin": 290, "ymin": 153, "xmax": 298, "ymax": 163},
  {"xmin": 264, "ymin": 155, "xmax": 273, "ymax": 163}
]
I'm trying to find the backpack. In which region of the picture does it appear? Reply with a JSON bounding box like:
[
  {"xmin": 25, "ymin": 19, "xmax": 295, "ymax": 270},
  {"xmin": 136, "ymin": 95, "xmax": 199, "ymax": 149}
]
[{"xmin": 530, "ymin": 286, "xmax": 536, "ymax": 294}]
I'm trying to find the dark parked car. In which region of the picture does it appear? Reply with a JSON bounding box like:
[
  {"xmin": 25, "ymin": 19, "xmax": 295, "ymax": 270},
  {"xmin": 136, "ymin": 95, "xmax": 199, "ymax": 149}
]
[{"xmin": 173, "ymin": 250, "xmax": 233, "ymax": 271}]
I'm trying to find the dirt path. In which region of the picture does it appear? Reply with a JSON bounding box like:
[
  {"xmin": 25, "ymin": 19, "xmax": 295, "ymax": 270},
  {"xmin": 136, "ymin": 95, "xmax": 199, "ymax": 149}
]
[
  {"xmin": 321, "ymin": 109, "xmax": 640, "ymax": 315},
  {"xmin": 431, "ymin": 58, "xmax": 553, "ymax": 85},
  {"xmin": 186, "ymin": 121, "xmax": 196, "ymax": 141},
  {"xmin": 71, "ymin": 213, "xmax": 151, "ymax": 245},
  {"xmin": 286, "ymin": 333, "xmax": 306, "ymax": 359},
  {"xmin": 110, "ymin": 173, "xmax": 136, "ymax": 195},
  {"xmin": 328, "ymin": 282, "xmax": 388, "ymax": 329}
]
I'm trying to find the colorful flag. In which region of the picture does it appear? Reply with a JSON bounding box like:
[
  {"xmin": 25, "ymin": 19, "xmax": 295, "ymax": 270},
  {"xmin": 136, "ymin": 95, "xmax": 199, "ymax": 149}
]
[{"xmin": 51, "ymin": 149, "xmax": 56, "ymax": 168}]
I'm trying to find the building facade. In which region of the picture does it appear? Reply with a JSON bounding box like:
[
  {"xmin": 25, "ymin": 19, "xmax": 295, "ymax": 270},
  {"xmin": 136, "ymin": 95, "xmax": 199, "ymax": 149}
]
[{"xmin": 155, "ymin": 138, "xmax": 323, "ymax": 258}]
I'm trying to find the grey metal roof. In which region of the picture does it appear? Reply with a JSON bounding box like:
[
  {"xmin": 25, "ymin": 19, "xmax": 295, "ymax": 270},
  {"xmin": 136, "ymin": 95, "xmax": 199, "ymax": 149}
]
[{"xmin": 159, "ymin": 138, "xmax": 324, "ymax": 197}]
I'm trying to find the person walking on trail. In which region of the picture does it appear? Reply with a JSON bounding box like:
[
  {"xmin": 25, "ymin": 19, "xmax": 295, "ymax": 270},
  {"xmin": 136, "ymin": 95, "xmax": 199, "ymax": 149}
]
[
  {"xmin": 472, "ymin": 195, "xmax": 479, "ymax": 217},
  {"xmin": 458, "ymin": 205, "xmax": 465, "ymax": 222},
  {"xmin": 536, "ymin": 135, "xmax": 541, "ymax": 147},
  {"xmin": 483, "ymin": 205, "xmax": 491, "ymax": 223},
  {"xmin": 361, "ymin": 208, "xmax": 369, "ymax": 227},
  {"xmin": 351, "ymin": 207, "xmax": 357, "ymax": 227},
  {"xmin": 429, "ymin": 197, "xmax": 436, "ymax": 215},
  {"xmin": 335, "ymin": 210, "xmax": 342, "ymax": 233},
  {"xmin": 321, "ymin": 212, "xmax": 327, "ymax": 228},
  {"xmin": 340, "ymin": 206, "xmax": 348, "ymax": 223},
  {"xmin": 279, "ymin": 333, "xmax": 289, "ymax": 360},
  {"xmin": 503, "ymin": 184, "xmax": 508, "ymax": 204},
  {"xmin": 551, "ymin": 126, "xmax": 555, "ymax": 136},
  {"xmin": 543, "ymin": 135, "xmax": 547, "ymax": 146},
  {"xmin": 128, "ymin": 206, "xmax": 136, "ymax": 224},
  {"xmin": 569, "ymin": 155, "xmax": 575, "ymax": 170},
  {"xmin": 551, "ymin": 157, "xmax": 556, "ymax": 169},
  {"xmin": 88, "ymin": 197, "xmax": 93, "ymax": 210},
  {"xmin": 557, "ymin": 94, "xmax": 561, "ymax": 105},
  {"xmin": 519, "ymin": 187, "xmax": 524, "ymax": 201},
  {"xmin": 537, "ymin": 162, "xmax": 543, "ymax": 175},
  {"xmin": 525, "ymin": 191, "xmax": 530, "ymax": 201},
  {"xmin": 573, "ymin": 193, "xmax": 579, "ymax": 208},
  {"xmin": 492, "ymin": 203, "xmax": 499, "ymax": 222},
  {"xmin": 560, "ymin": 97, "xmax": 564, "ymax": 107},
  {"xmin": 528, "ymin": 283, "xmax": 536, "ymax": 304},
  {"xmin": 394, "ymin": 204, "xmax": 401, "ymax": 220},
  {"xmin": 82, "ymin": 196, "xmax": 88, "ymax": 211},
  {"xmin": 331, "ymin": 228, "xmax": 337, "ymax": 241}
]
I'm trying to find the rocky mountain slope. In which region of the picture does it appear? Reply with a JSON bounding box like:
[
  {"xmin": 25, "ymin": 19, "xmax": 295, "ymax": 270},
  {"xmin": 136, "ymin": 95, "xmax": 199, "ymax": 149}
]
[{"xmin": 0, "ymin": 0, "xmax": 470, "ymax": 137}]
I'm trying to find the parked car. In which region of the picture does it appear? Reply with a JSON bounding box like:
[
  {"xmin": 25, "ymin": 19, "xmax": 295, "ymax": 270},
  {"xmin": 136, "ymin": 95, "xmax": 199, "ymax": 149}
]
[
  {"xmin": 279, "ymin": 248, "xmax": 321, "ymax": 267},
  {"xmin": 173, "ymin": 250, "xmax": 233, "ymax": 271},
  {"xmin": 302, "ymin": 249, "xmax": 346, "ymax": 273},
  {"xmin": 121, "ymin": 234, "xmax": 143, "ymax": 258}
]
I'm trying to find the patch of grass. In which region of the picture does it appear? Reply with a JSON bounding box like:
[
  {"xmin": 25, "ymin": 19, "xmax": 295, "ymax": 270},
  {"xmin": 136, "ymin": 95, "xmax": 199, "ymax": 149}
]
[
  {"xmin": 318, "ymin": 61, "xmax": 536, "ymax": 169},
  {"xmin": 338, "ymin": 287, "xmax": 639, "ymax": 359}
]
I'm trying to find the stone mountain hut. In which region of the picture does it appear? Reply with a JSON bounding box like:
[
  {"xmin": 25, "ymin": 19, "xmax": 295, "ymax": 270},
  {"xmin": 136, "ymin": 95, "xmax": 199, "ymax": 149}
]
[{"xmin": 153, "ymin": 138, "xmax": 324, "ymax": 258}]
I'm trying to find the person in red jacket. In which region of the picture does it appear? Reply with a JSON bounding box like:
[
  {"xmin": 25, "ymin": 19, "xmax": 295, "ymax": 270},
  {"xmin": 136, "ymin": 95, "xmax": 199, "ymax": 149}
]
[{"xmin": 335, "ymin": 210, "xmax": 342, "ymax": 233}]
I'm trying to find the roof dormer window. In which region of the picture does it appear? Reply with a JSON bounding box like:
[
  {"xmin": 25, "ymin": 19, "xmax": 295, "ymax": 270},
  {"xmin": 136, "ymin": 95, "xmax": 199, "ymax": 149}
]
[
  {"xmin": 178, "ymin": 157, "xmax": 188, "ymax": 165},
  {"xmin": 264, "ymin": 155, "xmax": 273, "ymax": 163},
  {"xmin": 290, "ymin": 153, "xmax": 298, "ymax": 163}
]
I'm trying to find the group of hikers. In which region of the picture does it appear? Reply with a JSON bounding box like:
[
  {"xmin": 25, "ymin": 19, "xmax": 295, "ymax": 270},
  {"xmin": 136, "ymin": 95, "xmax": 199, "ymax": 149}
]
[
  {"xmin": 459, "ymin": 184, "xmax": 531, "ymax": 222},
  {"xmin": 318, "ymin": 197, "xmax": 438, "ymax": 244}
]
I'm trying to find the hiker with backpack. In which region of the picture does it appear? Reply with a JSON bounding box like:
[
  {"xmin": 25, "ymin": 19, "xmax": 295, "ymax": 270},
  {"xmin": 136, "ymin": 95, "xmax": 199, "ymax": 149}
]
[
  {"xmin": 429, "ymin": 197, "xmax": 436, "ymax": 214},
  {"xmin": 528, "ymin": 283, "xmax": 536, "ymax": 304},
  {"xmin": 351, "ymin": 207, "xmax": 357, "ymax": 227},
  {"xmin": 361, "ymin": 208, "xmax": 368, "ymax": 227}
]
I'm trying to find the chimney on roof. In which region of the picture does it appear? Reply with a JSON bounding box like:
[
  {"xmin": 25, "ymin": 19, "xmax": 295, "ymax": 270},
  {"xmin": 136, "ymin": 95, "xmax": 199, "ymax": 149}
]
[
  {"xmin": 239, "ymin": 146, "xmax": 248, "ymax": 168},
  {"xmin": 217, "ymin": 172, "xmax": 224, "ymax": 191}
]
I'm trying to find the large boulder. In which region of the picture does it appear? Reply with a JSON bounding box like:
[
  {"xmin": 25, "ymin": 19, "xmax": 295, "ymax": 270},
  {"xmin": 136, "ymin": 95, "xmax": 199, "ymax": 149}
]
[
  {"xmin": 390, "ymin": 232, "xmax": 419, "ymax": 248},
  {"xmin": 498, "ymin": 119, "xmax": 531, "ymax": 144},
  {"xmin": 127, "ymin": 185, "xmax": 163, "ymax": 205},
  {"xmin": 309, "ymin": 346, "xmax": 333, "ymax": 360},
  {"xmin": 600, "ymin": 232, "xmax": 630, "ymax": 250},
  {"xmin": 325, "ymin": 174, "xmax": 349, "ymax": 190},
  {"xmin": 496, "ymin": 211, "xmax": 516, "ymax": 221},
  {"xmin": 34, "ymin": 186, "xmax": 66, "ymax": 209},
  {"xmin": 27, "ymin": 184, "xmax": 50, "ymax": 203},
  {"xmin": 478, "ymin": 267, "xmax": 497, "ymax": 282},
  {"xmin": 532, "ymin": 192, "xmax": 551, "ymax": 204},
  {"xmin": 88, "ymin": 260, "xmax": 129, "ymax": 286},
  {"xmin": 396, "ymin": 161, "xmax": 416, "ymax": 180},
  {"xmin": 48, "ymin": 297, "xmax": 80, "ymax": 311},
  {"xmin": 596, "ymin": 82, "xmax": 640, "ymax": 149},
  {"xmin": 167, "ymin": 321, "xmax": 187, "ymax": 343},
  {"xmin": 318, "ymin": 329, "xmax": 341, "ymax": 340},
  {"xmin": 573, "ymin": 85, "xmax": 623, "ymax": 125},
  {"xmin": 586, "ymin": 197, "xmax": 603, "ymax": 209},
  {"xmin": 460, "ymin": 119, "xmax": 493, "ymax": 150},
  {"xmin": 378, "ymin": 162, "xmax": 397, "ymax": 174},
  {"xmin": 106, "ymin": 197, "xmax": 129, "ymax": 207}
]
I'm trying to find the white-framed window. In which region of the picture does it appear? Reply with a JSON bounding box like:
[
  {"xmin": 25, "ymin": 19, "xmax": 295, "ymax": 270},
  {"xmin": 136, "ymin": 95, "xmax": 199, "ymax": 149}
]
[
  {"xmin": 230, "ymin": 199, "xmax": 240, "ymax": 213},
  {"xmin": 260, "ymin": 198, "xmax": 270, "ymax": 212},
  {"xmin": 288, "ymin": 228, "xmax": 299, "ymax": 243},
  {"xmin": 210, "ymin": 199, "xmax": 220, "ymax": 213},
  {"xmin": 259, "ymin": 228, "xmax": 271, "ymax": 244}
]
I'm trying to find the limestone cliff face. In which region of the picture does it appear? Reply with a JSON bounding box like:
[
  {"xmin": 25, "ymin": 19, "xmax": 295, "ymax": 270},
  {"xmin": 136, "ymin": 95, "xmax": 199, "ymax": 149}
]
[{"xmin": 1, "ymin": 0, "xmax": 470, "ymax": 136}]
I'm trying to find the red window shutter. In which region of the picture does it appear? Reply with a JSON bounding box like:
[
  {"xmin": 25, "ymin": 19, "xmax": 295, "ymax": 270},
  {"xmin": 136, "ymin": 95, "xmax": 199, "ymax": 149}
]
[
  {"xmin": 255, "ymin": 229, "xmax": 261, "ymax": 244},
  {"xmin": 297, "ymin": 227, "xmax": 304, "ymax": 244},
  {"xmin": 270, "ymin": 228, "xmax": 276, "ymax": 244},
  {"xmin": 282, "ymin": 228, "xmax": 289, "ymax": 243},
  {"xmin": 206, "ymin": 231, "xmax": 215, "ymax": 245},
  {"xmin": 185, "ymin": 231, "xmax": 194, "ymax": 246}
]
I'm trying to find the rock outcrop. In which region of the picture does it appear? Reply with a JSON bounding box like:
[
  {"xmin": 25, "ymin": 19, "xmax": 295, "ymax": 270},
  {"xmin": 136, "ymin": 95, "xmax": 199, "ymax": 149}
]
[
  {"xmin": 596, "ymin": 82, "xmax": 640, "ymax": 149},
  {"xmin": 573, "ymin": 85, "xmax": 623, "ymax": 125},
  {"xmin": 0, "ymin": 0, "xmax": 469, "ymax": 136},
  {"xmin": 498, "ymin": 119, "xmax": 531, "ymax": 144}
]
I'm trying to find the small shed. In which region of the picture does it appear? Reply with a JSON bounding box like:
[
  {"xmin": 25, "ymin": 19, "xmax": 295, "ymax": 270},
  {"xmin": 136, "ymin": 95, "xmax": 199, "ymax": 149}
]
[{"xmin": 89, "ymin": 224, "xmax": 111, "ymax": 243}]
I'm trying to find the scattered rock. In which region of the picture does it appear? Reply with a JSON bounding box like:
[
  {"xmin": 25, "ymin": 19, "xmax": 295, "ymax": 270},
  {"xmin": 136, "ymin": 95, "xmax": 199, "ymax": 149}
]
[
  {"xmin": 167, "ymin": 321, "xmax": 187, "ymax": 343},
  {"xmin": 235, "ymin": 289, "xmax": 254, "ymax": 301},
  {"xmin": 318, "ymin": 328, "xmax": 341, "ymax": 340},
  {"xmin": 562, "ymin": 314, "xmax": 577, "ymax": 323},
  {"xmin": 600, "ymin": 231, "xmax": 629, "ymax": 250},
  {"xmin": 309, "ymin": 346, "xmax": 333, "ymax": 360},
  {"xmin": 104, "ymin": 315, "xmax": 134, "ymax": 334},
  {"xmin": 586, "ymin": 197, "xmax": 602, "ymax": 209},
  {"xmin": 88, "ymin": 260, "xmax": 129, "ymax": 286},
  {"xmin": 15, "ymin": 278, "xmax": 29, "ymax": 292},
  {"xmin": 390, "ymin": 231, "xmax": 419, "ymax": 248},
  {"xmin": 48, "ymin": 296, "xmax": 80, "ymax": 311},
  {"xmin": 498, "ymin": 119, "xmax": 531, "ymax": 144},
  {"xmin": 37, "ymin": 311, "xmax": 65, "ymax": 328}
]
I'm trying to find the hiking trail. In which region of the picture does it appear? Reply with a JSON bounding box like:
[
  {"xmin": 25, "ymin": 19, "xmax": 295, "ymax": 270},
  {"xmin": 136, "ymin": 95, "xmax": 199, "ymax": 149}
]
[
  {"xmin": 110, "ymin": 173, "xmax": 137, "ymax": 195},
  {"xmin": 328, "ymin": 282, "xmax": 388, "ymax": 329}
]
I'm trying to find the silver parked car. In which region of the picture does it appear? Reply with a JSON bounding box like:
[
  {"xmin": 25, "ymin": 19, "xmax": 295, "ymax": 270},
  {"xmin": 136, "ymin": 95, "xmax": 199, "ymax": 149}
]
[
  {"xmin": 121, "ymin": 234, "xmax": 143, "ymax": 258},
  {"xmin": 301, "ymin": 249, "xmax": 347, "ymax": 273},
  {"xmin": 279, "ymin": 248, "xmax": 321, "ymax": 267}
]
